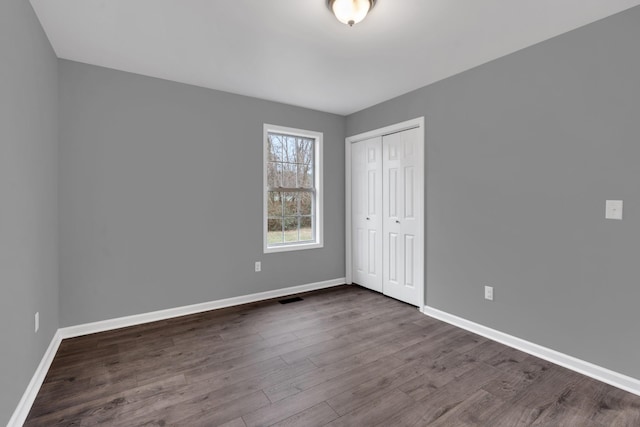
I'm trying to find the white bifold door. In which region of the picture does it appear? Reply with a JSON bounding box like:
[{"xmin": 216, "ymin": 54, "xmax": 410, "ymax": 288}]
[
  {"xmin": 352, "ymin": 136, "xmax": 383, "ymax": 293},
  {"xmin": 351, "ymin": 127, "xmax": 423, "ymax": 307}
]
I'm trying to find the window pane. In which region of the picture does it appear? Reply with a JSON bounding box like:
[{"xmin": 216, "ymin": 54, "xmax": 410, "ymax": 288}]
[
  {"xmin": 300, "ymin": 216, "xmax": 313, "ymax": 241},
  {"xmin": 282, "ymin": 163, "xmax": 297, "ymax": 188},
  {"xmin": 267, "ymin": 218, "xmax": 283, "ymax": 244},
  {"xmin": 283, "ymin": 192, "xmax": 297, "ymax": 216},
  {"xmin": 297, "ymin": 138, "xmax": 314, "ymax": 165},
  {"xmin": 284, "ymin": 136, "xmax": 297, "ymax": 163},
  {"xmin": 299, "ymin": 192, "xmax": 312, "ymax": 216},
  {"xmin": 267, "ymin": 162, "xmax": 283, "ymax": 188},
  {"xmin": 297, "ymin": 164, "xmax": 313, "ymax": 188},
  {"xmin": 284, "ymin": 217, "xmax": 299, "ymax": 242},
  {"xmin": 267, "ymin": 191, "xmax": 283, "ymax": 217},
  {"xmin": 268, "ymin": 135, "xmax": 283, "ymax": 162}
]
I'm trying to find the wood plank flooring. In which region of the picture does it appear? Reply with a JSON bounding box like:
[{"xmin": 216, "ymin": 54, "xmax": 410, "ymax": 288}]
[{"xmin": 24, "ymin": 285, "xmax": 640, "ymax": 426}]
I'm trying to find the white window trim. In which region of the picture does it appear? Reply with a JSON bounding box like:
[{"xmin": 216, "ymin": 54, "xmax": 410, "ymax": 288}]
[{"xmin": 263, "ymin": 124, "xmax": 324, "ymax": 254}]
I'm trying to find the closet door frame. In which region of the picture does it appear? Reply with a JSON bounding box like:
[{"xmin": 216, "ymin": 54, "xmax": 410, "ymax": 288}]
[{"xmin": 345, "ymin": 117, "xmax": 425, "ymax": 308}]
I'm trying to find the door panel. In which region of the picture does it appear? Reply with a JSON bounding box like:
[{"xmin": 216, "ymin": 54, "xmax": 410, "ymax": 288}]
[
  {"xmin": 382, "ymin": 128, "xmax": 423, "ymax": 306},
  {"xmin": 388, "ymin": 232, "xmax": 398, "ymax": 283},
  {"xmin": 388, "ymin": 168, "xmax": 398, "ymax": 217},
  {"xmin": 405, "ymin": 166, "xmax": 415, "ymax": 218},
  {"xmin": 351, "ymin": 137, "xmax": 383, "ymax": 292},
  {"xmin": 405, "ymin": 234, "xmax": 415, "ymax": 287},
  {"xmin": 355, "ymin": 228, "xmax": 364, "ymax": 272},
  {"xmin": 368, "ymin": 229, "xmax": 377, "ymax": 275}
]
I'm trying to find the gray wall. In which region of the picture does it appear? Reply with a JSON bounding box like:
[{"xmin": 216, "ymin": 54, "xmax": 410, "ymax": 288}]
[
  {"xmin": 347, "ymin": 6, "xmax": 640, "ymax": 378},
  {"xmin": 0, "ymin": 0, "xmax": 59, "ymax": 424},
  {"xmin": 58, "ymin": 60, "xmax": 345, "ymax": 327}
]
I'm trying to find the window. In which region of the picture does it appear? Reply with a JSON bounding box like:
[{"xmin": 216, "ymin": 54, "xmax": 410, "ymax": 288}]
[{"xmin": 264, "ymin": 124, "xmax": 323, "ymax": 253}]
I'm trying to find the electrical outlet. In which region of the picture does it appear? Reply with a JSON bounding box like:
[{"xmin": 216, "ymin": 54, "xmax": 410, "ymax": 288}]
[
  {"xmin": 255, "ymin": 261, "xmax": 261, "ymax": 272},
  {"xmin": 35, "ymin": 312, "xmax": 39, "ymax": 333},
  {"xmin": 484, "ymin": 286, "xmax": 494, "ymax": 301},
  {"xmin": 605, "ymin": 200, "xmax": 623, "ymax": 220}
]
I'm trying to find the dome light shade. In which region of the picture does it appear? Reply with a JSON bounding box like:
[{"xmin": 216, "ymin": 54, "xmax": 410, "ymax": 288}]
[{"xmin": 328, "ymin": 0, "xmax": 376, "ymax": 27}]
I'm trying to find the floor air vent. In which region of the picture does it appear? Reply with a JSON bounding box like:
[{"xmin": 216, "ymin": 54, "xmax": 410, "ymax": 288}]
[{"xmin": 279, "ymin": 297, "xmax": 303, "ymax": 304}]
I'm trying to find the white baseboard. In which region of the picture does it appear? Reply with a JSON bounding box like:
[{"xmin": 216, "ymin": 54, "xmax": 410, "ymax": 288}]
[
  {"xmin": 8, "ymin": 278, "xmax": 345, "ymax": 426},
  {"xmin": 423, "ymin": 305, "xmax": 640, "ymax": 397},
  {"xmin": 58, "ymin": 277, "xmax": 345, "ymax": 339},
  {"xmin": 7, "ymin": 330, "xmax": 63, "ymax": 427}
]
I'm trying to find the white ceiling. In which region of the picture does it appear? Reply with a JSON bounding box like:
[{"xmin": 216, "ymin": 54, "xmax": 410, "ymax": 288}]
[{"xmin": 30, "ymin": 0, "xmax": 640, "ymax": 115}]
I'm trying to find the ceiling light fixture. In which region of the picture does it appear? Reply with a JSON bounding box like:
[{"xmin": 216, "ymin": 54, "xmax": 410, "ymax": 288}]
[{"xmin": 328, "ymin": 0, "xmax": 377, "ymax": 27}]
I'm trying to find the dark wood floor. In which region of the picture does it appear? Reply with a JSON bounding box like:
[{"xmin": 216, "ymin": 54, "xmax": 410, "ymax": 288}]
[{"xmin": 25, "ymin": 285, "xmax": 640, "ymax": 426}]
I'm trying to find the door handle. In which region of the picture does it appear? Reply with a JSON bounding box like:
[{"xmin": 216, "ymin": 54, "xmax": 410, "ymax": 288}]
[
  {"xmin": 395, "ymin": 220, "xmax": 400, "ymax": 224},
  {"xmin": 366, "ymin": 217, "xmax": 370, "ymax": 220}
]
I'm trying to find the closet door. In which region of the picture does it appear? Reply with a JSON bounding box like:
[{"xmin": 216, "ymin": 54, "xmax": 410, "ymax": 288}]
[
  {"xmin": 382, "ymin": 128, "xmax": 423, "ymax": 306},
  {"xmin": 351, "ymin": 137, "xmax": 383, "ymax": 292}
]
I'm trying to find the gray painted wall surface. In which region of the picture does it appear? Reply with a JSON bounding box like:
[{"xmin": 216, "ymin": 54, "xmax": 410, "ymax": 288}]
[
  {"xmin": 58, "ymin": 60, "xmax": 345, "ymax": 327},
  {"xmin": 347, "ymin": 7, "xmax": 640, "ymax": 378},
  {"xmin": 0, "ymin": 0, "xmax": 59, "ymax": 424}
]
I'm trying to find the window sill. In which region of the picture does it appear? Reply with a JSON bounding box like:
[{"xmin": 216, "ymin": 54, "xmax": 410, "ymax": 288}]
[{"xmin": 264, "ymin": 241, "xmax": 323, "ymax": 254}]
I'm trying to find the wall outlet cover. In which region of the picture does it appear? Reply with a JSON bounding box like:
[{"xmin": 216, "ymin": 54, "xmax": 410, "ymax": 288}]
[
  {"xmin": 605, "ymin": 200, "xmax": 623, "ymax": 220},
  {"xmin": 484, "ymin": 286, "xmax": 494, "ymax": 301}
]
